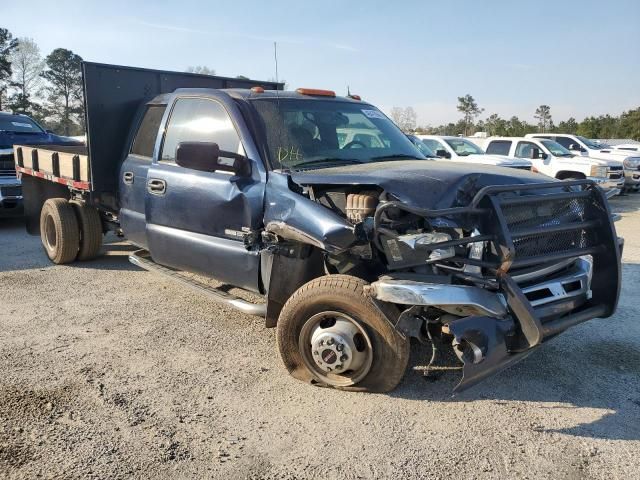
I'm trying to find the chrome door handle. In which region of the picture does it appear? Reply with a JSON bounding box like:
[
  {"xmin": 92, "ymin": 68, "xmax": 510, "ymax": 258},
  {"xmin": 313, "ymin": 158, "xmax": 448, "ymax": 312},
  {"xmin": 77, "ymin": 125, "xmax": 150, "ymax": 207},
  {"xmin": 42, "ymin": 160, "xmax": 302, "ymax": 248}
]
[
  {"xmin": 123, "ymin": 171, "xmax": 134, "ymax": 185},
  {"xmin": 147, "ymin": 178, "xmax": 167, "ymax": 195}
]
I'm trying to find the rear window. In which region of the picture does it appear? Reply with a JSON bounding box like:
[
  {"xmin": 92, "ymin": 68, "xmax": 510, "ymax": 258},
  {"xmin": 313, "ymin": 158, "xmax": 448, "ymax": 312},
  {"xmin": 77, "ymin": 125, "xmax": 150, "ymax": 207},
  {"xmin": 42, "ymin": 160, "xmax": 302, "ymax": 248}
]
[
  {"xmin": 486, "ymin": 140, "xmax": 511, "ymax": 155},
  {"xmin": 131, "ymin": 105, "xmax": 166, "ymax": 158}
]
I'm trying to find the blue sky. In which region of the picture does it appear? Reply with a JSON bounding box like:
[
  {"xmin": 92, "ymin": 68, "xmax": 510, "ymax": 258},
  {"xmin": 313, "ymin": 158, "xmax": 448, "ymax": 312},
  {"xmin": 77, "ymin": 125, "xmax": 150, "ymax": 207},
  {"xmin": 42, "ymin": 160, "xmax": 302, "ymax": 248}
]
[{"xmin": 3, "ymin": 0, "xmax": 639, "ymax": 125}]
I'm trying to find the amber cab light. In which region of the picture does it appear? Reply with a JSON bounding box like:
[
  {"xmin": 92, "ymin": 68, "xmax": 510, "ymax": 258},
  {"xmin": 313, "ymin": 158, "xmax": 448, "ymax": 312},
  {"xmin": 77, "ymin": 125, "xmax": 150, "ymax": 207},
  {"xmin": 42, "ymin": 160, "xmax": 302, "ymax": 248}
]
[
  {"xmin": 296, "ymin": 88, "xmax": 336, "ymax": 97},
  {"xmin": 348, "ymin": 94, "xmax": 362, "ymax": 100},
  {"xmin": 251, "ymin": 86, "xmax": 265, "ymax": 93}
]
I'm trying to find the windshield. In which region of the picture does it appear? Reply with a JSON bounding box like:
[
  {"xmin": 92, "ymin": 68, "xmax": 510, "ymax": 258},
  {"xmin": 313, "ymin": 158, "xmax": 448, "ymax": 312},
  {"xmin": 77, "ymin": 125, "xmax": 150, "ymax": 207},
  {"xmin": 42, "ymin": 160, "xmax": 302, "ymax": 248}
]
[
  {"xmin": 249, "ymin": 99, "xmax": 424, "ymax": 170},
  {"xmin": 577, "ymin": 135, "xmax": 611, "ymax": 150},
  {"xmin": 406, "ymin": 135, "xmax": 436, "ymax": 157},
  {"xmin": 541, "ymin": 140, "xmax": 573, "ymax": 157},
  {"xmin": 0, "ymin": 115, "xmax": 44, "ymax": 134},
  {"xmin": 444, "ymin": 138, "xmax": 484, "ymax": 156}
]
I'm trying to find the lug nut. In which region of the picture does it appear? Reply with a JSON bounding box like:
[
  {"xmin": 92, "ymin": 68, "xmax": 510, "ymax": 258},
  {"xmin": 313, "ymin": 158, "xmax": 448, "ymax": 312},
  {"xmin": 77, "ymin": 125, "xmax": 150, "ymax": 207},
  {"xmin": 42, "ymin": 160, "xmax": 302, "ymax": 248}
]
[
  {"xmin": 340, "ymin": 354, "xmax": 348, "ymax": 362},
  {"xmin": 327, "ymin": 338, "xmax": 335, "ymax": 346},
  {"xmin": 313, "ymin": 351, "xmax": 319, "ymax": 356},
  {"xmin": 335, "ymin": 364, "xmax": 343, "ymax": 370},
  {"xmin": 336, "ymin": 344, "xmax": 344, "ymax": 352}
]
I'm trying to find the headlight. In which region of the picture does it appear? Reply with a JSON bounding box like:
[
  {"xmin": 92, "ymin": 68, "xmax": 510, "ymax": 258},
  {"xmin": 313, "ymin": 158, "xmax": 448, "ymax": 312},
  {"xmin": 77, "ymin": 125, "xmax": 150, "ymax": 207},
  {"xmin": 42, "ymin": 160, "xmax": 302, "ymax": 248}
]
[
  {"xmin": 414, "ymin": 232, "xmax": 455, "ymax": 261},
  {"xmin": 590, "ymin": 165, "xmax": 608, "ymax": 178},
  {"xmin": 623, "ymin": 157, "xmax": 640, "ymax": 169}
]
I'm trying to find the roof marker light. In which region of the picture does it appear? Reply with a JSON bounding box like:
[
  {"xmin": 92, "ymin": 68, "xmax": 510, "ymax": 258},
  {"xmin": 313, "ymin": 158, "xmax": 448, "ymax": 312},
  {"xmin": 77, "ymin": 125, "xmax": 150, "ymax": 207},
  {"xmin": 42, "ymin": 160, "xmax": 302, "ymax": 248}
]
[
  {"xmin": 251, "ymin": 86, "xmax": 265, "ymax": 93},
  {"xmin": 296, "ymin": 88, "xmax": 336, "ymax": 97},
  {"xmin": 348, "ymin": 94, "xmax": 361, "ymax": 101}
]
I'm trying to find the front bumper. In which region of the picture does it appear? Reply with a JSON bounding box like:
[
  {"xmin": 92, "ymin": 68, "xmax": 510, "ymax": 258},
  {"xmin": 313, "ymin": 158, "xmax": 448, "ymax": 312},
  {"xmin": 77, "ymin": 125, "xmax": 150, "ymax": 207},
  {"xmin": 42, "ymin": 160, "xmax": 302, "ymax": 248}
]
[
  {"xmin": 368, "ymin": 179, "xmax": 621, "ymax": 392},
  {"xmin": 0, "ymin": 182, "xmax": 24, "ymax": 217},
  {"xmin": 369, "ymin": 258, "xmax": 599, "ymax": 391},
  {"xmin": 624, "ymin": 168, "xmax": 640, "ymax": 188}
]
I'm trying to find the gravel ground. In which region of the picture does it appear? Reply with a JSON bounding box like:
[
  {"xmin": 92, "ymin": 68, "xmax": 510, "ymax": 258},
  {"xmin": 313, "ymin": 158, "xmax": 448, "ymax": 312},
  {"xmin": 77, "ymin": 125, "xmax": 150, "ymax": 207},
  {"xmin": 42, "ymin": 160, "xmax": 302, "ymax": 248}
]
[{"xmin": 1, "ymin": 195, "xmax": 639, "ymax": 479}]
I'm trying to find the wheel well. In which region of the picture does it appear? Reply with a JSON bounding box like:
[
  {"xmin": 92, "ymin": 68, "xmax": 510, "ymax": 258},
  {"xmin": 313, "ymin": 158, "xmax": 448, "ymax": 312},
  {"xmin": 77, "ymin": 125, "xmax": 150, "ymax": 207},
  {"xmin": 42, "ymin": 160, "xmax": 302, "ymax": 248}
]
[
  {"xmin": 555, "ymin": 171, "xmax": 586, "ymax": 180},
  {"xmin": 263, "ymin": 245, "xmax": 325, "ymax": 328}
]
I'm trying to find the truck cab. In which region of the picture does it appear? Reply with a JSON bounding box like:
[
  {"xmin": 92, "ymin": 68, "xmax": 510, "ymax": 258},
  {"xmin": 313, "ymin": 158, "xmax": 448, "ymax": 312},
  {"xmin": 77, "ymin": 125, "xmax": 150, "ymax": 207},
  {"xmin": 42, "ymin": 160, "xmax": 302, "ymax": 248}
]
[
  {"xmin": 417, "ymin": 135, "xmax": 532, "ymax": 170},
  {"xmin": 526, "ymin": 133, "xmax": 635, "ymax": 191},
  {"xmin": 478, "ymin": 136, "xmax": 621, "ymax": 190}
]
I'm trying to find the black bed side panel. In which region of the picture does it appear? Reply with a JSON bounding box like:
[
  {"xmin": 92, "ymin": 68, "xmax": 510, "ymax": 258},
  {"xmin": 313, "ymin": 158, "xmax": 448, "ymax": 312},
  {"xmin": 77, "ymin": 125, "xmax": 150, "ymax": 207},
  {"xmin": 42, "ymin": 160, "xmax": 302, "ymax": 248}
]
[{"xmin": 82, "ymin": 62, "xmax": 282, "ymax": 210}]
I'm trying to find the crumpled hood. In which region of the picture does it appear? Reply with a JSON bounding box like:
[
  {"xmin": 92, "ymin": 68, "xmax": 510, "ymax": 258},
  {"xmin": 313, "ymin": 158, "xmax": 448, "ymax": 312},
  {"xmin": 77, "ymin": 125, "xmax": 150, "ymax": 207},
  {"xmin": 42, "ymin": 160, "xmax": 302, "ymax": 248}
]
[{"xmin": 290, "ymin": 160, "xmax": 550, "ymax": 210}]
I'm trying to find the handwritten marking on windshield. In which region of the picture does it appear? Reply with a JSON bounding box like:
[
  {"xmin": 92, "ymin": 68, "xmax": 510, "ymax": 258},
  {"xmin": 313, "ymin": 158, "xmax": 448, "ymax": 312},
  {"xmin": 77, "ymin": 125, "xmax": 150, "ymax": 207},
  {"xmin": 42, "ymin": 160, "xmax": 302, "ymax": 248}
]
[{"xmin": 277, "ymin": 146, "xmax": 303, "ymax": 165}]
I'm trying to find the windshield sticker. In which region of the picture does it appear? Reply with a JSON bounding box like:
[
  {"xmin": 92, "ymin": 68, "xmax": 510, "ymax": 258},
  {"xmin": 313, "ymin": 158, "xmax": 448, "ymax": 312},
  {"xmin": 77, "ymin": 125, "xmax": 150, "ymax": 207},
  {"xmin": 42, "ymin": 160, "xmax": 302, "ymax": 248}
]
[
  {"xmin": 277, "ymin": 146, "xmax": 303, "ymax": 165},
  {"xmin": 361, "ymin": 109, "xmax": 386, "ymax": 120},
  {"xmin": 11, "ymin": 122, "xmax": 33, "ymax": 128}
]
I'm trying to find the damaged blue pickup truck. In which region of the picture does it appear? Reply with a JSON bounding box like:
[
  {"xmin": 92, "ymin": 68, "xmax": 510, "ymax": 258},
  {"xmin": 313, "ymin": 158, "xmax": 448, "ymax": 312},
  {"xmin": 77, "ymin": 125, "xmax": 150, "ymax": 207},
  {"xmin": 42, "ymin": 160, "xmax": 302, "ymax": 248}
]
[{"xmin": 16, "ymin": 63, "xmax": 622, "ymax": 393}]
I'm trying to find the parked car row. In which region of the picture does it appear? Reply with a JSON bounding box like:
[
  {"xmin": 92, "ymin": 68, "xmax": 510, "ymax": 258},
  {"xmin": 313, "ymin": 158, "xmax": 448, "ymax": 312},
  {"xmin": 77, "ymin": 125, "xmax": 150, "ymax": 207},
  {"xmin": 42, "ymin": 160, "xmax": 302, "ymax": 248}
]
[
  {"xmin": 403, "ymin": 131, "xmax": 636, "ymax": 195},
  {"xmin": 473, "ymin": 136, "xmax": 623, "ymax": 190}
]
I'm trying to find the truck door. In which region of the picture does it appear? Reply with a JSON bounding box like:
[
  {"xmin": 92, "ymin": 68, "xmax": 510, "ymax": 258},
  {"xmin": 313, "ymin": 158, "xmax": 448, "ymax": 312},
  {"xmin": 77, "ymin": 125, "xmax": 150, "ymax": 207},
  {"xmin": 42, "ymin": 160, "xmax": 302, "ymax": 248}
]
[
  {"xmin": 119, "ymin": 104, "xmax": 167, "ymax": 249},
  {"xmin": 144, "ymin": 95, "xmax": 266, "ymax": 293}
]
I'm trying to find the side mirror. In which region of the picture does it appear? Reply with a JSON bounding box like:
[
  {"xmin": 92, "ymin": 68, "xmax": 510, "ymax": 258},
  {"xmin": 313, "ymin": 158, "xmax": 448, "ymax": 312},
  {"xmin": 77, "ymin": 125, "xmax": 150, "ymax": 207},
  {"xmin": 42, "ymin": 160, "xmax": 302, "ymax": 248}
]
[
  {"xmin": 435, "ymin": 148, "xmax": 450, "ymax": 159},
  {"xmin": 529, "ymin": 148, "xmax": 548, "ymax": 160},
  {"xmin": 175, "ymin": 141, "xmax": 251, "ymax": 176},
  {"xmin": 568, "ymin": 143, "xmax": 584, "ymax": 152}
]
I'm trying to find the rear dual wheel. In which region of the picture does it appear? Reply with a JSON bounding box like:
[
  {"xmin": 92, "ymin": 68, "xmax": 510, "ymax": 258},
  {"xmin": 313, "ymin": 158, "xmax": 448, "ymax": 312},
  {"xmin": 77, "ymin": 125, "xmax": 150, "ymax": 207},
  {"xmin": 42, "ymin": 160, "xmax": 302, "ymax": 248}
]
[
  {"xmin": 40, "ymin": 198, "xmax": 103, "ymax": 264},
  {"xmin": 276, "ymin": 275, "xmax": 409, "ymax": 393}
]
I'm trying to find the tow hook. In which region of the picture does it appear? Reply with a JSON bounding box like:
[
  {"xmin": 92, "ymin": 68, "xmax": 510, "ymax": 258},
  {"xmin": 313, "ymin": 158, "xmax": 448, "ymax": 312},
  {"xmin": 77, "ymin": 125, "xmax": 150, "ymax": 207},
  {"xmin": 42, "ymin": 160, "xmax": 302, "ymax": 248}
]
[{"xmin": 447, "ymin": 316, "xmax": 537, "ymax": 392}]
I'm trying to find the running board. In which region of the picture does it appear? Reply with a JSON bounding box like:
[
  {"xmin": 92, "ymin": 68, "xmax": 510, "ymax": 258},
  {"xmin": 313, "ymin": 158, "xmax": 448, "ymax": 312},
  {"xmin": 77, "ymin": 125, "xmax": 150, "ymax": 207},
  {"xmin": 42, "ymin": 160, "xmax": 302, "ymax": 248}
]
[{"xmin": 129, "ymin": 250, "xmax": 266, "ymax": 316}]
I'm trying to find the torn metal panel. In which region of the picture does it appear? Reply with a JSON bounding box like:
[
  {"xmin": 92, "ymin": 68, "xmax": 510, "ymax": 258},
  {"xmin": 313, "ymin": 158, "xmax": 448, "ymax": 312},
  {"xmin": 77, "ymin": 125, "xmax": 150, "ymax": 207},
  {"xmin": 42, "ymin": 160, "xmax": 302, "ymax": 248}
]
[{"xmin": 446, "ymin": 315, "xmax": 536, "ymax": 393}]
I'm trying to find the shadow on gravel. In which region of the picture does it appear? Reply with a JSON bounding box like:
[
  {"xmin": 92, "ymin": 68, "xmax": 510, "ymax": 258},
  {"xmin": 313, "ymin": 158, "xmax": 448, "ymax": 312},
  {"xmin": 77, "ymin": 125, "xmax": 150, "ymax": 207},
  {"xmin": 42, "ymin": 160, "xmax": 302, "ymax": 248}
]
[{"xmin": 609, "ymin": 190, "xmax": 640, "ymax": 214}]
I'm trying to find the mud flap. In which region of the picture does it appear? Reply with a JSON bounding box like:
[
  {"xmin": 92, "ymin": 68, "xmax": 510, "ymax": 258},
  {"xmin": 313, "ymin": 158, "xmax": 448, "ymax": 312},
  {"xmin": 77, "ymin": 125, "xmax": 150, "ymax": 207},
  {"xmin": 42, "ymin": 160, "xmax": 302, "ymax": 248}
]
[{"xmin": 447, "ymin": 316, "xmax": 538, "ymax": 393}]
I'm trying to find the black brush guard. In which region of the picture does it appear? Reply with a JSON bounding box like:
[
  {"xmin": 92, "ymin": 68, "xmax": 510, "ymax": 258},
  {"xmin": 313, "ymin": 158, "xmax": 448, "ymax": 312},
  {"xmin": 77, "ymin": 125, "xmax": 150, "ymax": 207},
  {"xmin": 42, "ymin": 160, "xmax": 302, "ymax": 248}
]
[{"xmin": 374, "ymin": 180, "xmax": 621, "ymax": 391}]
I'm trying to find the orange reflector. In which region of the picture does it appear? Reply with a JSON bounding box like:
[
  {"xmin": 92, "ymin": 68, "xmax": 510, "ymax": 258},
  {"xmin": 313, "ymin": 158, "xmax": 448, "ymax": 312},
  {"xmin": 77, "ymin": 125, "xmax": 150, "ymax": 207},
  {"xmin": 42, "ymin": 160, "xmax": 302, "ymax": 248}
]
[
  {"xmin": 531, "ymin": 166, "xmax": 539, "ymax": 173},
  {"xmin": 296, "ymin": 88, "xmax": 336, "ymax": 97},
  {"xmin": 348, "ymin": 94, "xmax": 361, "ymax": 101},
  {"xmin": 251, "ymin": 86, "xmax": 265, "ymax": 93}
]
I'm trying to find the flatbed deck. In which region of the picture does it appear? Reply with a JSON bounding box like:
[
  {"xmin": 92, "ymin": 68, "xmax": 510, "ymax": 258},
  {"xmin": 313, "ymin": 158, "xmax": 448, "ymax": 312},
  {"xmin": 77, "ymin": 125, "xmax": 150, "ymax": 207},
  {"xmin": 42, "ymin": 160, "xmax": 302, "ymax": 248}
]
[{"xmin": 14, "ymin": 144, "xmax": 91, "ymax": 191}]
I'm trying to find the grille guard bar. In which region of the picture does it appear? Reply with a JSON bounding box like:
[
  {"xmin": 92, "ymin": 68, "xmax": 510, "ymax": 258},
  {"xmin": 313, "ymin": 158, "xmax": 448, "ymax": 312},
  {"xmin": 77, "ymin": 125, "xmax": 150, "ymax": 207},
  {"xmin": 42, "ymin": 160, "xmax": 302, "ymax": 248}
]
[{"xmin": 374, "ymin": 179, "xmax": 621, "ymax": 318}]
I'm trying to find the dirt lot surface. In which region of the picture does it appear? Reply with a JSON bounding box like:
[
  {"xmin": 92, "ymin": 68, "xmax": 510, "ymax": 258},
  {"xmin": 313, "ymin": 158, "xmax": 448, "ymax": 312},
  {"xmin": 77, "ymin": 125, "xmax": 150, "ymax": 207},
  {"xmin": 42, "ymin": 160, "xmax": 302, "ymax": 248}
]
[{"xmin": 1, "ymin": 195, "xmax": 640, "ymax": 479}]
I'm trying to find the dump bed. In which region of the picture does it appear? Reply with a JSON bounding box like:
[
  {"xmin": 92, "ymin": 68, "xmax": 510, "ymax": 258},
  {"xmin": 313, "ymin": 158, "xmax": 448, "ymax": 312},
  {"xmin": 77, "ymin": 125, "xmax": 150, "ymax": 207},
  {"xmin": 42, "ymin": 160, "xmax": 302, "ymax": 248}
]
[{"xmin": 15, "ymin": 62, "xmax": 283, "ymax": 210}]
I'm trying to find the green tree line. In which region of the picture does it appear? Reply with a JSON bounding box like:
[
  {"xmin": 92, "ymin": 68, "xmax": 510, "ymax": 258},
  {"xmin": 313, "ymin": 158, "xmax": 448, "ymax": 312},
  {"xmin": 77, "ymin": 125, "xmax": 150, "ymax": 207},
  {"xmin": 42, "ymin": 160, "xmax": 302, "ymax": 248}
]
[
  {"xmin": 1, "ymin": 27, "xmax": 85, "ymax": 136},
  {"xmin": 405, "ymin": 94, "xmax": 640, "ymax": 141}
]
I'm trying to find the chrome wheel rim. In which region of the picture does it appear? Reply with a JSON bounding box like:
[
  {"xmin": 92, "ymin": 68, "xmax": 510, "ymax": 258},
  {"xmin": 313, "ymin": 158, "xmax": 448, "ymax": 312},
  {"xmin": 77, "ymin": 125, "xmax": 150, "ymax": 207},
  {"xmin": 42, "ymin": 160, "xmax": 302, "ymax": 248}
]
[{"xmin": 299, "ymin": 311, "xmax": 373, "ymax": 387}]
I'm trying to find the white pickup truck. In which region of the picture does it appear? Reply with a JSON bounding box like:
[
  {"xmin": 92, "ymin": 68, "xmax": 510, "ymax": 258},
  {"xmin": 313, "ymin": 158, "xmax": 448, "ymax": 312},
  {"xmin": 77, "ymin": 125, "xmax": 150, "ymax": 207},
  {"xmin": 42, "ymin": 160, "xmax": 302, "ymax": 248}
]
[
  {"xmin": 473, "ymin": 136, "xmax": 622, "ymax": 191},
  {"xmin": 416, "ymin": 135, "xmax": 532, "ymax": 170},
  {"xmin": 525, "ymin": 133, "xmax": 637, "ymax": 191}
]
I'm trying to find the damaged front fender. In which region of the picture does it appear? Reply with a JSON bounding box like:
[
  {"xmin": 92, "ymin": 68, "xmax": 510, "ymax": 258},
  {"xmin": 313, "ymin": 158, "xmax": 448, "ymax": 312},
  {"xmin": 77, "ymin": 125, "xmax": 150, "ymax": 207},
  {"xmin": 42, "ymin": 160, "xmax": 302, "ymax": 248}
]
[{"xmin": 264, "ymin": 172, "xmax": 357, "ymax": 253}]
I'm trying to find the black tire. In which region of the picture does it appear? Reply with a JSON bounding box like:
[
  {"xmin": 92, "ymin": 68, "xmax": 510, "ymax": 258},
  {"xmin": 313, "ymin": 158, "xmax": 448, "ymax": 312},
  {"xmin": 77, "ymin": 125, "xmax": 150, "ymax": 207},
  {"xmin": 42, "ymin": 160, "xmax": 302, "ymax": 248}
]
[
  {"xmin": 40, "ymin": 198, "xmax": 80, "ymax": 264},
  {"xmin": 276, "ymin": 275, "xmax": 409, "ymax": 393},
  {"xmin": 70, "ymin": 201, "xmax": 103, "ymax": 261}
]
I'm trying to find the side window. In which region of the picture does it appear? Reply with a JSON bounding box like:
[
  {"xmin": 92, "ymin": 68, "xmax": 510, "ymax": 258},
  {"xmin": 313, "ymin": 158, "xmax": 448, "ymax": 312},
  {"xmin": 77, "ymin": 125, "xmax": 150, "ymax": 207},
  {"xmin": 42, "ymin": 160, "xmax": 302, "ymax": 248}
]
[
  {"xmin": 515, "ymin": 141, "xmax": 538, "ymax": 159},
  {"xmin": 486, "ymin": 140, "xmax": 511, "ymax": 156},
  {"xmin": 554, "ymin": 136, "xmax": 573, "ymax": 149},
  {"xmin": 130, "ymin": 105, "xmax": 166, "ymax": 158},
  {"xmin": 161, "ymin": 97, "xmax": 242, "ymax": 164}
]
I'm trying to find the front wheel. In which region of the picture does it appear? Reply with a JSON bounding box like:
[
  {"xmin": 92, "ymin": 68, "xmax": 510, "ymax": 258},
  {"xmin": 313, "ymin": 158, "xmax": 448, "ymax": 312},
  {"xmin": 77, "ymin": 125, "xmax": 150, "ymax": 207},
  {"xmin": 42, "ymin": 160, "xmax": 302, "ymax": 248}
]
[{"xmin": 276, "ymin": 275, "xmax": 409, "ymax": 392}]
